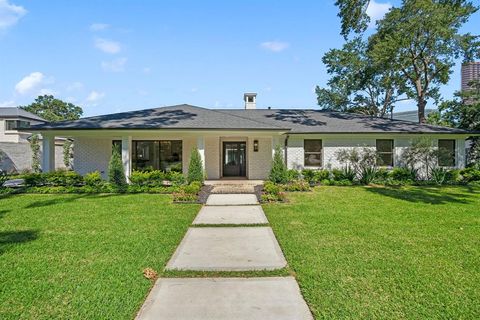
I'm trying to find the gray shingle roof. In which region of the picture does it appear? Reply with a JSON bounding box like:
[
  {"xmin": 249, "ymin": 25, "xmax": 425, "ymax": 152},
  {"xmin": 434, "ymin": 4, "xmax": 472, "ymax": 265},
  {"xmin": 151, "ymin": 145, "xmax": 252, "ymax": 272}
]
[
  {"xmin": 0, "ymin": 107, "xmax": 46, "ymax": 121},
  {"xmin": 29, "ymin": 104, "xmax": 472, "ymax": 134}
]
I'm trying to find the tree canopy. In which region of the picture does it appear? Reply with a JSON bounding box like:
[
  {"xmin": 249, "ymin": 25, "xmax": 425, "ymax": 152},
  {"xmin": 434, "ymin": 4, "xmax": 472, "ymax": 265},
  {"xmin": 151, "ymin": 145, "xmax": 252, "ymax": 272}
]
[
  {"xmin": 20, "ymin": 95, "xmax": 83, "ymax": 122},
  {"xmin": 326, "ymin": 0, "xmax": 480, "ymax": 123}
]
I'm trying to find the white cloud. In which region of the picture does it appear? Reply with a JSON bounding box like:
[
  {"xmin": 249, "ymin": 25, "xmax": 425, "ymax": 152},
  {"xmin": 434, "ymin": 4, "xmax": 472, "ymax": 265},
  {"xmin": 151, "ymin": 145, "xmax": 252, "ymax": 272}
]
[
  {"xmin": 0, "ymin": 0, "xmax": 27, "ymax": 31},
  {"xmin": 90, "ymin": 23, "xmax": 109, "ymax": 31},
  {"xmin": 86, "ymin": 90, "xmax": 105, "ymax": 102},
  {"xmin": 38, "ymin": 88, "xmax": 56, "ymax": 96},
  {"xmin": 101, "ymin": 57, "xmax": 127, "ymax": 72},
  {"xmin": 260, "ymin": 41, "xmax": 290, "ymax": 52},
  {"xmin": 366, "ymin": 0, "xmax": 392, "ymax": 28},
  {"xmin": 142, "ymin": 67, "xmax": 151, "ymax": 74},
  {"xmin": 15, "ymin": 72, "xmax": 45, "ymax": 95},
  {"xmin": 0, "ymin": 100, "xmax": 16, "ymax": 107},
  {"xmin": 94, "ymin": 37, "xmax": 121, "ymax": 54}
]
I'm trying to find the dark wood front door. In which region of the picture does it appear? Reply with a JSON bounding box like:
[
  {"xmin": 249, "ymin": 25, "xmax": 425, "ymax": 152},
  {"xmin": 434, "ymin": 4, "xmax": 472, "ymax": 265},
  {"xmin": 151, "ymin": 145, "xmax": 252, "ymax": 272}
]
[{"xmin": 222, "ymin": 142, "xmax": 246, "ymax": 177}]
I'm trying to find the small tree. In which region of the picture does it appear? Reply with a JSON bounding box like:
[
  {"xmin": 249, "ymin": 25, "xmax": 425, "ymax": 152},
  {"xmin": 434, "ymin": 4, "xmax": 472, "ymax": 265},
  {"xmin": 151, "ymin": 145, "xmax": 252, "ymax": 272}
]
[
  {"xmin": 108, "ymin": 145, "xmax": 127, "ymax": 187},
  {"xmin": 63, "ymin": 140, "xmax": 73, "ymax": 169},
  {"xmin": 269, "ymin": 145, "xmax": 288, "ymax": 184},
  {"xmin": 402, "ymin": 138, "xmax": 447, "ymax": 180},
  {"xmin": 30, "ymin": 134, "xmax": 41, "ymax": 173},
  {"xmin": 187, "ymin": 147, "xmax": 204, "ymax": 184},
  {"xmin": 336, "ymin": 147, "xmax": 378, "ymax": 184}
]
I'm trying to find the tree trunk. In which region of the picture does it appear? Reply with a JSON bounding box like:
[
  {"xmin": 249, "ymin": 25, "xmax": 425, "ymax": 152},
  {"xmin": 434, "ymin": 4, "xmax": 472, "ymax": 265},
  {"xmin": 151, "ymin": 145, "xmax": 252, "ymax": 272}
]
[{"xmin": 417, "ymin": 98, "xmax": 426, "ymax": 124}]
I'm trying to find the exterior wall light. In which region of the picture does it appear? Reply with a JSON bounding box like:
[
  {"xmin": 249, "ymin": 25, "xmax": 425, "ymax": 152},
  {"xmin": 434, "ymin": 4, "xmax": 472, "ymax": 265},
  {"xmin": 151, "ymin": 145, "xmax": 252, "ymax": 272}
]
[{"xmin": 253, "ymin": 140, "xmax": 259, "ymax": 152}]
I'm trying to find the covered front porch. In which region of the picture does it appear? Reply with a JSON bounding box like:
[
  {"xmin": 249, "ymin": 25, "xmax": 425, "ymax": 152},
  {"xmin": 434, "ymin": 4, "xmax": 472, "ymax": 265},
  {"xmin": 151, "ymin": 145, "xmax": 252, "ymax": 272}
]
[{"xmin": 39, "ymin": 130, "xmax": 284, "ymax": 180}]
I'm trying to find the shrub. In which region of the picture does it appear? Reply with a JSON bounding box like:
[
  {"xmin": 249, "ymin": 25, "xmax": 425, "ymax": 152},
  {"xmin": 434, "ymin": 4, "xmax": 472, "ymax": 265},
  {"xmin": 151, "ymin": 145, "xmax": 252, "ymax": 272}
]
[
  {"xmin": 130, "ymin": 170, "xmax": 166, "ymax": 186},
  {"xmin": 269, "ymin": 145, "xmax": 288, "ymax": 184},
  {"xmin": 172, "ymin": 191, "xmax": 198, "ymax": 202},
  {"xmin": 167, "ymin": 171, "xmax": 186, "ymax": 185},
  {"xmin": 84, "ymin": 171, "xmax": 103, "ymax": 186},
  {"xmin": 44, "ymin": 170, "xmax": 83, "ymax": 186},
  {"xmin": 187, "ymin": 147, "xmax": 204, "ymax": 184},
  {"xmin": 108, "ymin": 145, "xmax": 127, "ymax": 187},
  {"xmin": 332, "ymin": 166, "xmax": 356, "ymax": 182},
  {"xmin": 375, "ymin": 168, "xmax": 389, "ymax": 181},
  {"xmin": 286, "ymin": 169, "xmax": 301, "ymax": 182},
  {"xmin": 283, "ymin": 180, "xmax": 310, "ymax": 192},
  {"xmin": 182, "ymin": 182, "xmax": 202, "ymax": 195},
  {"xmin": 29, "ymin": 133, "xmax": 41, "ymax": 173},
  {"xmin": 460, "ymin": 167, "xmax": 480, "ymax": 182},
  {"xmin": 301, "ymin": 169, "xmax": 315, "ymax": 183},
  {"xmin": 261, "ymin": 192, "xmax": 286, "ymax": 202},
  {"xmin": 313, "ymin": 169, "xmax": 330, "ymax": 182},
  {"xmin": 263, "ymin": 181, "xmax": 282, "ymax": 194},
  {"xmin": 431, "ymin": 167, "xmax": 447, "ymax": 185},
  {"xmin": 0, "ymin": 170, "xmax": 8, "ymax": 187},
  {"xmin": 336, "ymin": 147, "xmax": 378, "ymax": 180},
  {"xmin": 359, "ymin": 167, "xmax": 377, "ymax": 185},
  {"xmin": 390, "ymin": 167, "xmax": 417, "ymax": 181},
  {"xmin": 23, "ymin": 172, "xmax": 46, "ymax": 186},
  {"xmin": 445, "ymin": 169, "xmax": 461, "ymax": 183}
]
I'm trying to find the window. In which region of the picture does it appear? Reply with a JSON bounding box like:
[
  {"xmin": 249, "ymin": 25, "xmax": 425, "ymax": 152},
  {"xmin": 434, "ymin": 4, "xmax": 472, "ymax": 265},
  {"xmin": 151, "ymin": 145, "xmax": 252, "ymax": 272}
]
[
  {"xmin": 304, "ymin": 139, "xmax": 322, "ymax": 167},
  {"xmin": 376, "ymin": 139, "xmax": 394, "ymax": 166},
  {"xmin": 438, "ymin": 139, "xmax": 456, "ymax": 167},
  {"xmin": 132, "ymin": 140, "xmax": 182, "ymax": 172},
  {"xmin": 5, "ymin": 120, "xmax": 30, "ymax": 130},
  {"xmin": 247, "ymin": 96, "xmax": 254, "ymax": 103}
]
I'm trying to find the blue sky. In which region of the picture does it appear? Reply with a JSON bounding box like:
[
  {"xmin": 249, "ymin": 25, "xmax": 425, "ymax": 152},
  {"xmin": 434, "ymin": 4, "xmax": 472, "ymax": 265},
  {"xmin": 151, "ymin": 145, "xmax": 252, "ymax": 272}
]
[{"xmin": 0, "ymin": 0, "xmax": 478, "ymax": 117}]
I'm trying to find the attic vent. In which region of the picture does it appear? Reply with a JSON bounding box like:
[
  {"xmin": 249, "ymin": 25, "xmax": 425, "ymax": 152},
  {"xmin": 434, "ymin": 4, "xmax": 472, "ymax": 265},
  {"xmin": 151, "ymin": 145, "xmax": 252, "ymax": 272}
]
[{"xmin": 244, "ymin": 93, "xmax": 257, "ymax": 109}]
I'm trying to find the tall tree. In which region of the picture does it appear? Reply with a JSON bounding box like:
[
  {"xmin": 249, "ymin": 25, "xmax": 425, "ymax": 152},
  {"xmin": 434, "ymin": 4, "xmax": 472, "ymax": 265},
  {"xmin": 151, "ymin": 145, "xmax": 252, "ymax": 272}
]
[
  {"xmin": 20, "ymin": 95, "xmax": 83, "ymax": 121},
  {"xmin": 316, "ymin": 38, "xmax": 405, "ymax": 117},
  {"xmin": 369, "ymin": 0, "xmax": 479, "ymax": 123},
  {"xmin": 335, "ymin": 0, "xmax": 371, "ymax": 38}
]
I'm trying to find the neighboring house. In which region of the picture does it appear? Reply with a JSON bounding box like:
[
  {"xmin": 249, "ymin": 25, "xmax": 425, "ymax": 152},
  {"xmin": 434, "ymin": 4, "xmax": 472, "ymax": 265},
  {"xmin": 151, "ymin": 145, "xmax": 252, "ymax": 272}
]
[
  {"xmin": 392, "ymin": 109, "xmax": 436, "ymax": 122},
  {"xmin": 0, "ymin": 108, "xmax": 65, "ymax": 173},
  {"xmin": 28, "ymin": 94, "xmax": 476, "ymax": 180}
]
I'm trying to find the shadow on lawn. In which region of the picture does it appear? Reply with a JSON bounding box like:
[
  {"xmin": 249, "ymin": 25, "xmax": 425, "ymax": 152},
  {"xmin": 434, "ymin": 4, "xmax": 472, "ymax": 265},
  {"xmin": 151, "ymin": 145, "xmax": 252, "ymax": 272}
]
[
  {"xmin": 24, "ymin": 193, "xmax": 122, "ymax": 209},
  {"xmin": 366, "ymin": 186, "xmax": 477, "ymax": 205},
  {"xmin": 0, "ymin": 230, "xmax": 38, "ymax": 255}
]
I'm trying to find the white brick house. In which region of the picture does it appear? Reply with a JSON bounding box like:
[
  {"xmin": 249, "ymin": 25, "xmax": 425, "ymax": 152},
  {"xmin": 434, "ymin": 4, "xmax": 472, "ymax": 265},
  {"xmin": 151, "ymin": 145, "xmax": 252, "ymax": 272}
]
[{"xmin": 27, "ymin": 94, "xmax": 476, "ymax": 180}]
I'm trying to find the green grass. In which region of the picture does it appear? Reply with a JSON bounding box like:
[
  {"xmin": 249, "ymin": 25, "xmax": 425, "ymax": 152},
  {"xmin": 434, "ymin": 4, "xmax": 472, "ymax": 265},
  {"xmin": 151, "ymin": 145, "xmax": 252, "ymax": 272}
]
[
  {"xmin": 0, "ymin": 194, "xmax": 199, "ymax": 319},
  {"xmin": 263, "ymin": 186, "xmax": 480, "ymax": 319}
]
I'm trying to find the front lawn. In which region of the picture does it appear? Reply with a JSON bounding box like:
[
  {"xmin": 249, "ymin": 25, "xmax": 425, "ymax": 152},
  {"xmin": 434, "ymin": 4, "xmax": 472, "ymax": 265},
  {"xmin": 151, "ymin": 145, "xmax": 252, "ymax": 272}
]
[
  {"xmin": 263, "ymin": 186, "xmax": 480, "ymax": 319},
  {"xmin": 0, "ymin": 194, "xmax": 199, "ymax": 319}
]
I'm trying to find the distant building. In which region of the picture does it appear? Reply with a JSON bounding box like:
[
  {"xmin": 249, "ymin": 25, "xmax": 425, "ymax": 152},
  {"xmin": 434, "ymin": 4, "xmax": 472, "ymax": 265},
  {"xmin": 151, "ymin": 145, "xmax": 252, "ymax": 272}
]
[
  {"xmin": 0, "ymin": 108, "xmax": 66, "ymax": 173},
  {"xmin": 392, "ymin": 109, "xmax": 435, "ymax": 123},
  {"xmin": 461, "ymin": 62, "xmax": 480, "ymax": 91}
]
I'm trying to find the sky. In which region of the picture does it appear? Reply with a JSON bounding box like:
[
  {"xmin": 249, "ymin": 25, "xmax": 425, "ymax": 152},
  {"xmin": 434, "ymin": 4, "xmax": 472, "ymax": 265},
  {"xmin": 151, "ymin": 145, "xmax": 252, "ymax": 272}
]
[{"xmin": 0, "ymin": 0, "xmax": 478, "ymax": 117}]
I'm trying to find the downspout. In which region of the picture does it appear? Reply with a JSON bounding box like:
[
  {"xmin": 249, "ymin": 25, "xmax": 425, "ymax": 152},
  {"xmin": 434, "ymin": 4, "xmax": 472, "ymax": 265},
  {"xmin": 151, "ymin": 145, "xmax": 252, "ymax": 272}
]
[{"xmin": 284, "ymin": 134, "xmax": 289, "ymax": 167}]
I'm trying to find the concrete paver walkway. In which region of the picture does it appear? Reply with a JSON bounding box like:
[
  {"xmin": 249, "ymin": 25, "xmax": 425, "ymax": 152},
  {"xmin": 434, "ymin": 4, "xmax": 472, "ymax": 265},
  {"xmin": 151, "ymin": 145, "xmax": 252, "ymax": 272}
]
[
  {"xmin": 136, "ymin": 189, "xmax": 312, "ymax": 319},
  {"xmin": 136, "ymin": 277, "xmax": 312, "ymax": 320},
  {"xmin": 206, "ymin": 194, "xmax": 258, "ymax": 206},
  {"xmin": 193, "ymin": 205, "xmax": 268, "ymax": 225},
  {"xmin": 166, "ymin": 227, "xmax": 286, "ymax": 271}
]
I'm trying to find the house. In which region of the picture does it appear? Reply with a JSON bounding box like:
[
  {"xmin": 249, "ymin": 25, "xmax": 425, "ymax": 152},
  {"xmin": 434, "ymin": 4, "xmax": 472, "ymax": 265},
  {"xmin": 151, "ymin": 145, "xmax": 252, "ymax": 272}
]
[
  {"xmin": 0, "ymin": 107, "xmax": 66, "ymax": 173},
  {"xmin": 28, "ymin": 93, "xmax": 474, "ymax": 180}
]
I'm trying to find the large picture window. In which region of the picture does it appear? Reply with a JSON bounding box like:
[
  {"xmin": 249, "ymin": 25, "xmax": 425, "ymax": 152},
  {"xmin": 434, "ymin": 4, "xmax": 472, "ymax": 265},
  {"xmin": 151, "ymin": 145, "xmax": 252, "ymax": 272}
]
[
  {"xmin": 438, "ymin": 139, "xmax": 456, "ymax": 167},
  {"xmin": 5, "ymin": 120, "xmax": 30, "ymax": 130},
  {"xmin": 132, "ymin": 140, "xmax": 182, "ymax": 172},
  {"xmin": 376, "ymin": 139, "xmax": 394, "ymax": 167},
  {"xmin": 304, "ymin": 139, "xmax": 322, "ymax": 167}
]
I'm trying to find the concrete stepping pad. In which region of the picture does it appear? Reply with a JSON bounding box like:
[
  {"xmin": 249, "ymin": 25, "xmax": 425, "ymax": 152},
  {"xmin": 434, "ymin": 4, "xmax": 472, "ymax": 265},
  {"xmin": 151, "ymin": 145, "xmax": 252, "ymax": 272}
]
[
  {"xmin": 206, "ymin": 194, "xmax": 258, "ymax": 206},
  {"xmin": 136, "ymin": 277, "xmax": 313, "ymax": 320},
  {"xmin": 166, "ymin": 227, "xmax": 286, "ymax": 271},
  {"xmin": 193, "ymin": 205, "xmax": 268, "ymax": 225}
]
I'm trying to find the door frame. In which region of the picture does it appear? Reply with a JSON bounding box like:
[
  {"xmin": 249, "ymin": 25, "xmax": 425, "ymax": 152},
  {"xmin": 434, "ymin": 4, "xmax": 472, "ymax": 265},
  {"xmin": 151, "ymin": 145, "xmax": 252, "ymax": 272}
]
[{"xmin": 221, "ymin": 140, "xmax": 247, "ymax": 178}]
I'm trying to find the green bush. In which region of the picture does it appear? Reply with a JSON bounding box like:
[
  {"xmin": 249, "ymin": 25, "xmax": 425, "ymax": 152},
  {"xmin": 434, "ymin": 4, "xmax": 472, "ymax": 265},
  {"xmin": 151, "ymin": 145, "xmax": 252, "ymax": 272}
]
[
  {"xmin": 167, "ymin": 171, "xmax": 186, "ymax": 186},
  {"xmin": 0, "ymin": 170, "xmax": 8, "ymax": 187},
  {"xmin": 84, "ymin": 171, "xmax": 103, "ymax": 186},
  {"xmin": 187, "ymin": 147, "xmax": 204, "ymax": 184},
  {"xmin": 445, "ymin": 169, "xmax": 461, "ymax": 183},
  {"xmin": 360, "ymin": 167, "xmax": 377, "ymax": 185},
  {"xmin": 313, "ymin": 169, "xmax": 330, "ymax": 182},
  {"xmin": 269, "ymin": 145, "xmax": 288, "ymax": 184},
  {"xmin": 182, "ymin": 182, "xmax": 202, "ymax": 195},
  {"xmin": 431, "ymin": 167, "xmax": 448, "ymax": 185},
  {"xmin": 301, "ymin": 169, "xmax": 315, "ymax": 183},
  {"xmin": 129, "ymin": 170, "xmax": 166, "ymax": 186},
  {"xmin": 460, "ymin": 167, "xmax": 480, "ymax": 182},
  {"xmin": 45, "ymin": 170, "xmax": 84, "ymax": 186},
  {"xmin": 286, "ymin": 169, "xmax": 301, "ymax": 182},
  {"xmin": 23, "ymin": 173, "xmax": 46, "ymax": 186},
  {"xmin": 172, "ymin": 191, "xmax": 198, "ymax": 202},
  {"xmin": 263, "ymin": 181, "xmax": 282, "ymax": 195},
  {"xmin": 261, "ymin": 192, "xmax": 286, "ymax": 202},
  {"xmin": 389, "ymin": 167, "xmax": 417, "ymax": 181},
  {"xmin": 108, "ymin": 146, "xmax": 127, "ymax": 187},
  {"xmin": 332, "ymin": 166, "xmax": 356, "ymax": 182},
  {"xmin": 375, "ymin": 168, "xmax": 390, "ymax": 181}
]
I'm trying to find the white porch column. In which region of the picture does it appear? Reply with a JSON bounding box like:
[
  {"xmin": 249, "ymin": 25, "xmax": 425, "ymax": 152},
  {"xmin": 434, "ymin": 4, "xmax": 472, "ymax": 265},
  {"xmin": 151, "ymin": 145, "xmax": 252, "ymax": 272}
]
[
  {"xmin": 121, "ymin": 136, "xmax": 132, "ymax": 181},
  {"xmin": 41, "ymin": 134, "xmax": 55, "ymax": 172},
  {"xmin": 197, "ymin": 136, "xmax": 205, "ymax": 169}
]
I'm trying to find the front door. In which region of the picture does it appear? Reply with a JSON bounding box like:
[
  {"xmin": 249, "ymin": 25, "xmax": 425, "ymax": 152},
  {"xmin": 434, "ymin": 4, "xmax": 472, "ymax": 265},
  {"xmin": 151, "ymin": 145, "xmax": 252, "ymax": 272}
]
[{"xmin": 222, "ymin": 142, "xmax": 246, "ymax": 177}]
